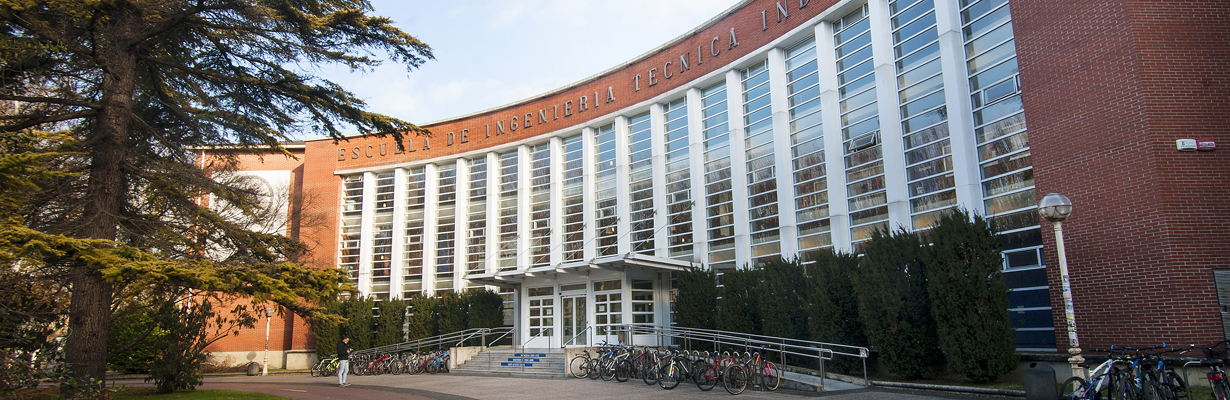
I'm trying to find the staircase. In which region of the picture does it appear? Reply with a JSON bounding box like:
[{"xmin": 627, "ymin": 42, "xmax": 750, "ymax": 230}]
[{"xmin": 452, "ymin": 347, "xmax": 566, "ymax": 378}]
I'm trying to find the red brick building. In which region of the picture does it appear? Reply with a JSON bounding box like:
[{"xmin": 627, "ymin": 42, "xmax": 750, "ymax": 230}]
[{"xmin": 201, "ymin": 0, "xmax": 1230, "ymax": 368}]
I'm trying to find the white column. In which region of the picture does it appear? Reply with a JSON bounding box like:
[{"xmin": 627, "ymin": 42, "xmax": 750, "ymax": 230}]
[
  {"xmin": 516, "ymin": 145, "xmax": 532, "ymax": 270},
  {"xmin": 549, "ymin": 136, "xmax": 565, "ymax": 266},
  {"xmin": 453, "ymin": 158, "xmax": 470, "ymax": 292},
  {"xmin": 581, "ymin": 127, "xmax": 597, "ymax": 262},
  {"xmin": 868, "ymin": 0, "xmax": 911, "ymax": 231},
  {"xmin": 421, "ymin": 163, "xmax": 439, "ymax": 294},
  {"xmin": 685, "ymin": 88, "xmax": 709, "ymax": 265},
  {"xmin": 936, "ymin": 0, "xmax": 983, "ymax": 212},
  {"xmin": 649, "ymin": 103, "xmax": 669, "ymax": 257},
  {"xmin": 613, "ymin": 115, "xmax": 632, "ymax": 256},
  {"xmin": 484, "ymin": 152, "xmax": 499, "ymax": 274},
  {"xmin": 767, "ymin": 46, "xmax": 799, "ymax": 258},
  {"xmin": 390, "ymin": 168, "xmax": 407, "ymax": 298},
  {"xmin": 724, "ymin": 69, "xmax": 751, "ymax": 268},
  {"xmin": 816, "ymin": 21, "xmax": 852, "ymax": 252},
  {"xmin": 357, "ymin": 171, "xmax": 376, "ymax": 295}
]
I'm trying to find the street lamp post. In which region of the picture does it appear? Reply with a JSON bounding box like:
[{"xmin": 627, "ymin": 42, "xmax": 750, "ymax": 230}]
[
  {"xmin": 262, "ymin": 307, "xmax": 274, "ymax": 376},
  {"xmin": 1038, "ymin": 193, "xmax": 1083, "ymax": 379}
]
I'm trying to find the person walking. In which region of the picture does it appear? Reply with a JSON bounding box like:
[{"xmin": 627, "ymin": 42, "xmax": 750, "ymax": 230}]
[{"xmin": 337, "ymin": 336, "xmax": 352, "ymax": 387}]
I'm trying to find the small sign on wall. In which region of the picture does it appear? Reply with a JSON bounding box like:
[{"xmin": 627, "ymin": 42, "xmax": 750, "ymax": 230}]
[{"xmin": 1177, "ymin": 139, "xmax": 1217, "ymax": 151}]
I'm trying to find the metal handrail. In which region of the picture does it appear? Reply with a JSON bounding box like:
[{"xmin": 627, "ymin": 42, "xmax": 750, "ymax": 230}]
[
  {"xmin": 608, "ymin": 324, "xmax": 871, "ymax": 387},
  {"xmin": 352, "ymin": 327, "xmax": 514, "ymax": 356},
  {"xmin": 561, "ymin": 325, "xmax": 591, "ymax": 348},
  {"xmin": 520, "ymin": 327, "xmax": 553, "ymax": 349}
]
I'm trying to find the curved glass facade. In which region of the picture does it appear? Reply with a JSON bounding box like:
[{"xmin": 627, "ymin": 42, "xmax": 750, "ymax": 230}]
[{"xmin": 327, "ymin": 0, "xmax": 1052, "ymax": 350}]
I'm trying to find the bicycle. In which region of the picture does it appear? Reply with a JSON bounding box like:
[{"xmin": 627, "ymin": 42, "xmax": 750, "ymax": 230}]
[
  {"xmin": 695, "ymin": 351, "xmax": 743, "ymax": 393},
  {"xmin": 1193, "ymin": 341, "xmax": 1230, "ymax": 400},
  {"xmin": 311, "ymin": 356, "xmax": 339, "ymax": 377},
  {"xmin": 657, "ymin": 350, "xmax": 701, "ymax": 390},
  {"xmin": 569, "ymin": 349, "xmax": 594, "ymax": 379},
  {"xmin": 743, "ymin": 352, "xmax": 781, "ymax": 391}
]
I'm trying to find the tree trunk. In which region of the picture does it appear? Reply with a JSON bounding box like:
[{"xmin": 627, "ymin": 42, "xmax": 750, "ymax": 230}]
[{"xmin": 62, "ymin": 46, "xmax": 136, "ymax": 394}]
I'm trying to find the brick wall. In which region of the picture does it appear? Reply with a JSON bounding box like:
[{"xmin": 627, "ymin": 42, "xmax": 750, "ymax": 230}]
[{"xmin": 1013, "ymin": 0, "xmax": 1230, "ymax": 349}]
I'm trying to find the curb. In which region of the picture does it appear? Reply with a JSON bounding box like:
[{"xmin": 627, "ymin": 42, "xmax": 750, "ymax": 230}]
[{"xmin": 872, "ymin": 380, "xmax": 1026, "ymax": 397}]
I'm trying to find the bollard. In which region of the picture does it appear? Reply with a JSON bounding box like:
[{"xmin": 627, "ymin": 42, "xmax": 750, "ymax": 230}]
[{"xmin": 1023, "ymin": 362, "xmax": 1058, "ymax": 400}]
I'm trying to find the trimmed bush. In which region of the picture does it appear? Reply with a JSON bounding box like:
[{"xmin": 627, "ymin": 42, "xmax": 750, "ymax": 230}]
[
  {"xmin": 465, "ymin": 290, "xmax": 505, "ymax": 329},
  {"xmin": 927, "ymin": 209, "xmax": 1018, "ymax": 383},
  {"xmin": 406, "ymin": 295, "xmax": 440, "ymax": 340},
  {"xmin": 374, "ymin": 299, "xmax": 407, "ymax": 347},
  {"xmin": 437, "ymin": 291, "xmax": 468, "ymax": 335},
  {"xmin": 338, "ymin": 296, "xmax": 375, "ymax": 349},
  {"xmin": 716, "ymin": 267, "xmax": 761, "ymax": 335},
  {"xmin": 854, "ymin": 227, "xmax": 939, "ymax": 379},
  {"xmin": 757, "ymin": 258, "xmax": 808, "ymax": 340},
  {"xmin": 807, "ymin": 250, "xmax": 867, "ymax": 374},
  {"xmin": 310, "ymin": 300, "xmax": 342, "ymax": 358},
  {"xmin": 674, "ymin": 267, "xmax": 717, "ymax": 331}
]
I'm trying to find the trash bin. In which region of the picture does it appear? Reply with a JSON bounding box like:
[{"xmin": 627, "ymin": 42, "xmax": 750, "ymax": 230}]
[
  {"xmin": 1023, "ymin": 362, "xmax": 1058, "ymax": 400},
  {"xmin": 246, "ymin": 362, "xmax": 260, "ymax": 376}
]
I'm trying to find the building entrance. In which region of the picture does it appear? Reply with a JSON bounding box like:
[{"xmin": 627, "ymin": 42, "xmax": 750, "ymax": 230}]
[{"xmin": 561, "ymin": 295, "xmax": 587, "ymax": 347}]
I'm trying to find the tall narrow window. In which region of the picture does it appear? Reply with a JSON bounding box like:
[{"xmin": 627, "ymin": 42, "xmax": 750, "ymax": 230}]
[
  {"xmin": 369, "ymin": 172, "xmax": 395, "ymax": 300},
  {"xmin": 741, "ymin": 60, "xmax": 780, "ymax": 265},
  {"xmin": 627, "ymin": 112, "xmax": 655, "ymax": 254},
  {"xmin": 835, "ymin": 4, "xmax": 886, "ymax": 251},
  {"xmin": 434, "ymin": 164, "xmax": 457, "ymax": 295},
  {"xmin": 701, "ymin": 82, "xmax": 735, "ymax": 270},
  {"xmin": 561, "ymin": 135, "xmax": 585, "ymax": 261},
  {"xmin": 786, "ymin": 37, "xmax": 831, "ymax": 263},
  {"xmin": 339, "ymin": 175, "xmax": 363, "ymax": 283},
  {"xmin": 662, "ymin": 98, "xmax": 694, "ymax": 259},
  {"xmin": 892, "ymin": 0, "xmax": 955, "ymax": 230},
  {"xmin": 496, "ymin": 151, "xmax": 519, "ymax": 271},
  {"xmin": 529, "ymin": 143, "xmax": 552, "ymax": 267},
  {"xmin": 594, "ymin": 123, "xmax": 619, "ymax": 257},
  {"xmin": 962, "ymin": 0, "xmax": 1049, "ymax": 351},
  {"xmin": 403, "ymin": 167, "xmax": 426, "ymax": 297},
  {"xmin": 962, "ymin": 0, "xmax": 1035, "ymax": 233},
  {"xmin": 465, "ymin": 158, "xmax": 487, "ymax": 289}
]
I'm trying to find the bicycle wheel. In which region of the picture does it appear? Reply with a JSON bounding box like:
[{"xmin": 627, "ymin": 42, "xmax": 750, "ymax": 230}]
[
  {"xmin": 600, "ymin": 360, "xmax": 617, "ymax": 381},
  {"xmin": 694, "ymin": 363, "xmax": 717, "ymax": 391},
  {"xmin": 569, "ymin": 356, "xmax": 589, "ymax": 379},
  {"xmin": 762, "ymin": 361, "xmax": 781, "ymax": 391},
  {"xmin": 1060, "ymin": 376, "xmax": 1087, "ymax": 400},
  {"xmin": 723, "ymin": 363, "xmax": 748, "ymax": 395},
  {"xmin": 310, "ymin": 361, "xmax": 322, "ymax": 377},
  {"xmin": 640, "ymin": 357, "xmax": 659, "ymax": 385},
  {"xmin": 658, "ymin": 360, "xmax": 682, "ymax": 390},
  {"xmin": 587, "ymin": 359, "xmax": 601, "ymax": 380},
  {"xmin": 615, "ymin": 360, "xmax": 632, "ymax": 382}
]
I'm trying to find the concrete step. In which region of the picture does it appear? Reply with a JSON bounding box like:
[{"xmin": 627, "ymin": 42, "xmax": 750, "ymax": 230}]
[{"xmin": 455, "ymin": 348, "xmax": 567, "ymax": 377}]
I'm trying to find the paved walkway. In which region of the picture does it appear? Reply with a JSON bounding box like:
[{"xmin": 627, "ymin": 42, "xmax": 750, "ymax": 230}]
[{"xmin": 133, "ymin": 373, "xmax": 1009, "ymax": 400}]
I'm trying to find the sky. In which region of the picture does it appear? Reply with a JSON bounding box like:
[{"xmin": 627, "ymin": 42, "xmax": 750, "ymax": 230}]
[{"xmin": 318, "ymin": 0, "xmax": 743, "ymax": 130}]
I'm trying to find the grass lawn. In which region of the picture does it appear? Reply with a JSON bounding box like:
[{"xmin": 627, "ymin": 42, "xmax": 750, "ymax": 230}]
[{"xmin": 10, "ymin": 387, "xmax": 292, "ymax": 399}]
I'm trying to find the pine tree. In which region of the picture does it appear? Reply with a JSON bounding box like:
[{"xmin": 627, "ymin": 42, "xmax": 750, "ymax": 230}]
[
  {"xmin": 0, "ymin": 1, "xmax": 433, "ymax": 391},
  {"xmin": 927, "ymin": 209, "xmax": 1018, "ymax": 383},
  {"xmin": 854, "ymin": 227, "xmax": 939, "ymax": 379}
]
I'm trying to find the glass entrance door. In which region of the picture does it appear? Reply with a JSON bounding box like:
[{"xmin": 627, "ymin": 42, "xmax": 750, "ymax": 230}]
[{"xmin": 561, "ymin": 296, "xmax": 587, "ymax": 346}]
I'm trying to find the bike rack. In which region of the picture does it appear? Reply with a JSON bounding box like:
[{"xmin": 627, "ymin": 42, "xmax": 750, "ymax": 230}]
[{"xmin": 608, "ymin": 324, "xmax": 871, "ymax": 388}]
